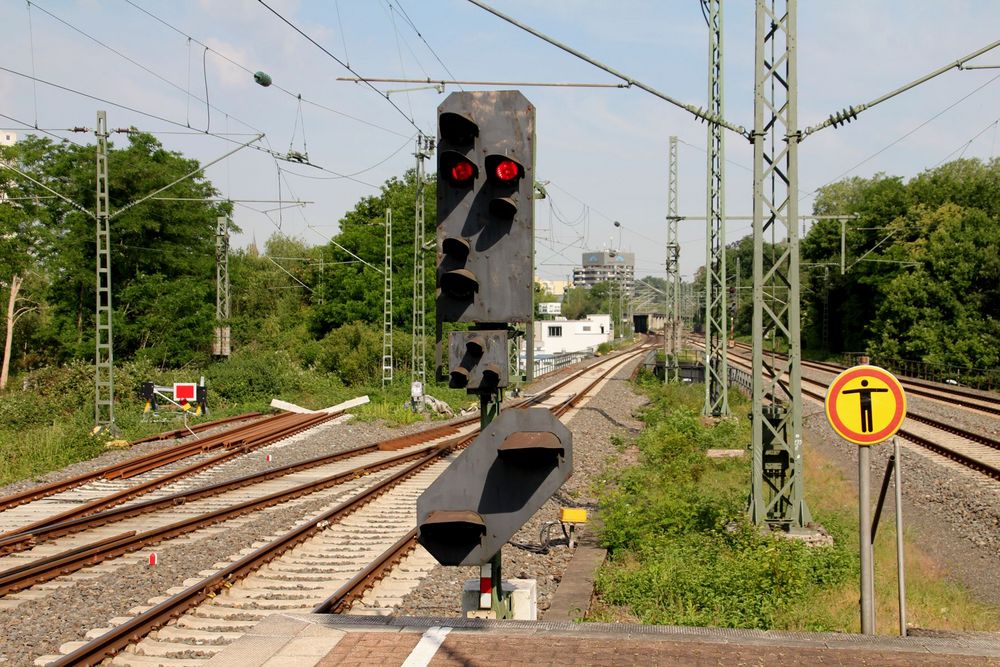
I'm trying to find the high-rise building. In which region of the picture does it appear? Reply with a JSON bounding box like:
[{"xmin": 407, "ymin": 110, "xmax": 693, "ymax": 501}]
[
  {"xmin": 572, "ymin": 250, "xmax": 635, "ymax": 295},
  {"xmin": 0, "ymin": 131, "xmax": 16, "ymax": 147}
]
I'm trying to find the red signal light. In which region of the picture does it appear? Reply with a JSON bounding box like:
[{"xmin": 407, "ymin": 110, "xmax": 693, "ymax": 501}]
[
  {"xmin": 494, "ymin": 159, "xmax": 520, "ymax": 182},
  {"xmin": 450, "ymin": 160, "xmax": 475, "ymax": 183}
]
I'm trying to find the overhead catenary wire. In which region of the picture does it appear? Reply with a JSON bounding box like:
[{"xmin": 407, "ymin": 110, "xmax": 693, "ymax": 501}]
[
  {"xmin": 334, "ymin": 0, "xmax": 350, "ymax": 67},
  {"xmin": 27, "ymin": 0, "xmax": 264, "ymax": 136},
  {"xmin": 803, "ymin": 39, "xmax": 1000, "ymax": 136},
  {"xmin": 381, "ymin": 0, "xmax": 425, "ymax": 123},
  {"xmin": 25, "ymin": 0, "xmax": 39, "ymax": 127},
  {"xmin": 0, "ymin": 159, "xmax": 92, "ymax": 216},
  {"xmin": 109, "ymin": 133, "xmax": 265, "ymax": 220},
  {"xmin": 0, "ymin": 66, "xmax": 392, "ymax": 189},
  {"xmin": 256, "ymin": 0, "xmax": 423, "ymax": 134},
  {"xmin": 122, "ymin": 0, "xmax": 410, "ymax": 139},
  {"xmin": 264, "ymin": 255, "xmax": 314, "ymax": 292},
  {"xmin": 932, "ymin": 117, "xmax": 1000, "ymax": 168},
  {"xmin": 0, "ymin": 112, "xmax": 87, "ymax": 147},
  {"xmin": 804, "ymin": 71, "xmax": 1000, "ymax": 200},
  {"xmin": 0, "ymin": 65, "xmax": 263, "ymax": 148},
  {"xmin": 464, "ymin": 0, "xmax": 747, "ymax": 137},
  {"xmin": 279, "ymin": 133, "xmax": 414, "ymax": 183},
  {"xmin": 390, "ymin": 0, "xmax": 463, "ymax": 91}
]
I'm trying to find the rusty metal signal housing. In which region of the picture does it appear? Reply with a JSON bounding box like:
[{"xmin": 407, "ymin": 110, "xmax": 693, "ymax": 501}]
[
  {"xmin": 436, "ymin": 90, "xmax": 535, "ymax": 323},
  {"xmin": 416, "ymin": 409, "xmax": 572, "ymax": 566}
]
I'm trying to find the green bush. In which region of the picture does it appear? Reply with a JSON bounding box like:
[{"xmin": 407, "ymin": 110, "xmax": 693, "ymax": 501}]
[
  {"xmin": 205, "ymin": 348, "xmax": 301, "ymax": 405},
  {"xmin": 315, "ymin": 322, "xmax": 383, "ymax": 386},
  {"xmin": 595, "ymin": 381, "xmax": 855, "ymax": 629}
]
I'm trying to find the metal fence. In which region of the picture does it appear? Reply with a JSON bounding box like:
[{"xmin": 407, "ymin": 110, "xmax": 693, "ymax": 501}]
[
  {"xmin": 533, "ymin": 350, "xmax": 594, "ymax": 378},
  {"xmin": 845, "ymin": 353, "xmax": 998, "ymax": 391}
]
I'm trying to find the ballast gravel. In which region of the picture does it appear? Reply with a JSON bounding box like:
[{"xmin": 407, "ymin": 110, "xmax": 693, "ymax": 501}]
[
  {"xmin": 0, "ymin": 414, "xmax": 451, "ymax": 667},
  {"xmin": 3, "ymin": 352, "xmax": 997, "ymax": 666}
]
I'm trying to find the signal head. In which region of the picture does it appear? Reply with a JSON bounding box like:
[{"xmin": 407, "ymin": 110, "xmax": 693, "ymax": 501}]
[
  {"xmin": 439, "ymin": 111, "xmax": 479, "ymax": 146},
  {"xmin": 440, "ymin": 151, "xmax": 478, "ymax": 186},
  {"xmin": 485, "ymin": 155, "xmax": 524, "ymax": 183}
]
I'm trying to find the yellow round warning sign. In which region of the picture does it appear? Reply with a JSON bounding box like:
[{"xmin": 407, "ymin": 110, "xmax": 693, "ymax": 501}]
[{"xmin": 825, "ymin": 365, "xmax": 906, "ymax": 446}]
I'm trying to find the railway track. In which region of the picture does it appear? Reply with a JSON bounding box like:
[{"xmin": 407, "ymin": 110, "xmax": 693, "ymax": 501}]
[
  {"xmin": 726, "ymin": 340, "xmax": 1000, "ymax": 417},
  {"xmin": 725, "ymin": 355, "xmax": 1000, "ymax": 482},
  {"xmin": 0, "ymin": 412, "xmax": 266, "ymax": 514},
  {"xmin": 6, "ymin": 344, "xmax": 647, "ymax": 666}
]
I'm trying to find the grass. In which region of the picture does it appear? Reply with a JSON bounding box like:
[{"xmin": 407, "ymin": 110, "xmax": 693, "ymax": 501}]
[
  {"xmin": 589, "ymin": 372, "xmax": 1000, "ymax": 633},
  {"xmin": 779, "ymin": 437, "xmax": 1000, "ymax": 633}
]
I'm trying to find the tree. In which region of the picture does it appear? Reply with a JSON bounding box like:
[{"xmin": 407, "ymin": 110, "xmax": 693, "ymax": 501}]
[
  {"xmin": 311, "ymin": 170, "xmax": 436, "ymax": 336},
  {"xmin": 228, "ymin": 234, "xmax": 319, "ymax": 359},
  {"xmin": 801, "ymin": 159, "xmax": 1000, "ymax": 370},
  {"xmin": 869, "ymin": 204, "xmax": 1000, "ymax": 369},
  {"xmin": 0, "ymin": 132, "xmax": 226, "ymax": 370}
]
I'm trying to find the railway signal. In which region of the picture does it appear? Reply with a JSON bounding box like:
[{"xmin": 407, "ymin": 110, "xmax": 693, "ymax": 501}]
[
  {"xmin": 436, "ymin": 91, "xmax": 535, "ymax": 324},
  {"xmin": 417, "ymin": 409, "xmax": 572, "ymax": 567},
  {"xmin": 447, "ymin": 330, "xmax": 508, "ymax": 390},
  {"xmin": 423, "ymin": 91, "xmax": 570, "ymax": 619}
]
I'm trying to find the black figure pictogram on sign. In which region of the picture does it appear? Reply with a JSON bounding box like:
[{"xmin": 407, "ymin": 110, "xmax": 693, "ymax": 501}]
[{"xmin": 841, "ymin": 379, "xmax": 888, "ymax": 433}]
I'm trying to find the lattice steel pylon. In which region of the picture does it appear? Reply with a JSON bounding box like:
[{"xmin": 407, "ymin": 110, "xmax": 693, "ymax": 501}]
[
  {"xmin": 382, "ymin": 208, "xmax": 393, "ymax": 388},
  {"xmin": 94, "ymin": 110, "xmax": 116, "ymax": 432},
  {"xmin": 411, "ymin": 135, "xmax": 432, "ymax": 390},
  {"xmin": 749, "ymin": 0, "xmax": 812, "ymax": 530},
  {"xmin": 665, "ymin": 136, "xmax": 681, "ymax": 383},
  {"xmin": 702, "ymin": 0, "xmax": 729, "ymax": 417},
  {"xmin": 213, "ymin": 215, "xmax": 231, "ymax": 357}
]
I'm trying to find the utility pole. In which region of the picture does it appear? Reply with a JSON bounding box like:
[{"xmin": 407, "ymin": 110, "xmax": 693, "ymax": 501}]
[
  {"xmin": 94, "ymin": 111, "xmax": 115, "ymax": 433},
  {"xmin": 382, "ymin": 208, "xmax": 393, "ymax": 388},
  {"xmin": 412, "ymin": 134, "xmax": 433, "ymax": 392},
  {"xmin": 703, "ymin": 0, "xmax": 729, "ymax": 417},
  {"xmin": 749, "ymin": 0, "xmax": 811, "ymax": 531},
  {"xmin": 213, "ymin": 215, "xmax": 231, "ymax": 357},
  {"xmin": 665, "ymin": 136, "xmax": 681, "ymax": 383}
]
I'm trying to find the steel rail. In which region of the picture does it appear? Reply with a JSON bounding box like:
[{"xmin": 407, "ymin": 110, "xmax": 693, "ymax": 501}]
[
  {"xmin": 0, "ymin": 412, "xmax": 267, "ymax": 511},
  {"xmin": 0, "ymin": 444, "xmax": 446, "ymax": 596},
  {"xmin": 798, "ymin": 385, "xmax": 1000, "ymax": 481},
  {"xmin": 312, "ymin": 528, "xmax": 419, "ymax": 614},
  {"xmin": 53, "ymin": 346, "xmax": 648, "ymax": 663},
  {"xmin": 50, "ymin": 447, "xmax": 450, "ymax": 667},
  {"xmin": 0, "ymin": 419, "xmax": 473, "ymax": 555},
  {"xmin": 0, "ymin": 411, "xmax": 338, "ymax": 541},
  {"xmin": 128, "ymin": 412, "xmax": 263, "ymax": 445},
  {"xmin": 0, "ymin": 345, "xmax": 640, "ymax": 556},
  {"xmin": 727, "ymin": 340, "xmax": 999, "ymax": 412}
]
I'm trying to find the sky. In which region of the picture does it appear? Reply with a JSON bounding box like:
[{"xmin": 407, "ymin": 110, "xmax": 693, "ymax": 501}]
[{"xmin": 1, "ymin": 0, "xmax": 998, "ymax": 284}]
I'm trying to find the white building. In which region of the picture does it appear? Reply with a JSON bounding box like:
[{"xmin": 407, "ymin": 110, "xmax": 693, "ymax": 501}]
[
  {"xmin": 533, "ymin": 314, "xmax": 612, "ymax": 356},
  {"xmin": 0, "ymin": 132, "xmax": 15, "ymax": 205}
]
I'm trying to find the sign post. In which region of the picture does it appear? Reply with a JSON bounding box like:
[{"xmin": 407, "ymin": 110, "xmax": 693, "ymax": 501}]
[{"xmin": 825, "ymin": 365, "xmax": 907, "ymax": 635}]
